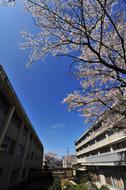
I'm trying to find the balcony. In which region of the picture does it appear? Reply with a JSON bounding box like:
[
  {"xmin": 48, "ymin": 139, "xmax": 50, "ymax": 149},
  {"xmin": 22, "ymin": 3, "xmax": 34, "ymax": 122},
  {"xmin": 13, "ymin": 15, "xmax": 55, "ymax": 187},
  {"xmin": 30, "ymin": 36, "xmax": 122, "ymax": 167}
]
[
  {"xmin": 76, "ymin": 130, "xmax": 126, "ymax": 153},
  {"xmin": 77, "ymin": 158, "xmax": 86, "ymax": 164},
  {"xmin": 97, "ymin": 138, "xmax": 108, "ymax": 148},
  {"xmin": 108, "ymin": 131, "xmax": 126, "ymax": 143},
  {"xmin": 76, "ymin": 149, "xmax": 85, "ymax": 156},
  {"xmin": 76, "ymin": 127, "xmax": 107, "ymax": 149},
  {"xmin": 78, "ymin": 150, "xmax": 126, "ymax": 166}
]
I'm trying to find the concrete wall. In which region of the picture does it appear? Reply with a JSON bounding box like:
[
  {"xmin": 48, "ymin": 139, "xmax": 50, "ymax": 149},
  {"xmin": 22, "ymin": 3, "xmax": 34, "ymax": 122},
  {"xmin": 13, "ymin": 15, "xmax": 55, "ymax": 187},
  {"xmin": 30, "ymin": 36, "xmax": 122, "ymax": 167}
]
[{"xmin": 0, "ymin": 67, "xmax": 44, "ymax": 190}]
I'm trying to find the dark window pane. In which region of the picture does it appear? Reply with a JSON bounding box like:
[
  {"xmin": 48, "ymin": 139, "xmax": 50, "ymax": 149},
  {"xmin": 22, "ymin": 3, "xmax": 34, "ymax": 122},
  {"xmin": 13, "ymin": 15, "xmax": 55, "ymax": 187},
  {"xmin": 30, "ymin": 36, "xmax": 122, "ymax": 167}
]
[
  {"xmin": 10, "ymin": 168, "xmax": 19, "ymax": 184},
  {"xmin": 96, "ymin": 133, "xmax": 106, "ymax": 142},
  {"xmin": 17, "ymin": 144, "xmax": 24, "ymax": 157},
  {"xmin": 11, "ymin": 112, "xmax": 21, "ymax": 129},
  {"xmin": 23, "ymin": 125, "xmax": 28, "ymax": 137},
  {"xmin": 99, "ymin": 146, "xmax": 110, "ymax": 154},
  {"xmin": 0, "ymin": 169, "xmax": 3, "ymax": 176},
  {"xmin": 0, "ymin": 135, "xmax": 15, "ymax": 154},
  {"xmin": 21, "ymin": 168, "xmax": 27, "ymax": 179},
  {"xmin": 0, "ymin": 91, "xmax": 10, "ymax": 114}
]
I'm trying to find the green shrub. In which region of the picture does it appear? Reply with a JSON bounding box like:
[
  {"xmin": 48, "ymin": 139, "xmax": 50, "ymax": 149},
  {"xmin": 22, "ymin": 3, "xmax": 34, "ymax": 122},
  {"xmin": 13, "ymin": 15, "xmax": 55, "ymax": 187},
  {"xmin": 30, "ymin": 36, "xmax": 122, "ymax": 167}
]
[
  {"xmin": 91, "ymin": 183, "xmax": 99, "ymax": 190},
  {"xmin": 49, "ymin": 177, "xmax": 61, "ymax": 190},
  {"xmin": 76, "ymin": 183, "xmax": 87, "ymax": 190},
  {"xmin": 100, "ymin": 185, "xmax": 109, "ymax": 190},
  {"xmin": 64, "ymin": 181, "xmax": 99, "ymax": 190},
  {"xmin": 63, "ymin": 181, "xmax": 85, "ymax": 190}
]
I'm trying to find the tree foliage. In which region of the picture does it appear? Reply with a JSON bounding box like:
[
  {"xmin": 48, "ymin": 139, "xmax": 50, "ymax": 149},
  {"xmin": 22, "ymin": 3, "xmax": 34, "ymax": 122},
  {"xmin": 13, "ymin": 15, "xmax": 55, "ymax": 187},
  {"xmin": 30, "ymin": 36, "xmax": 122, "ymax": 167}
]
[
  {"xmin": 0, "ymin": 0, "xmax": 15, "ymax": 6},
  {"xmin": 2, "ymin": 0, "xmax": 126, "ymax": 124},
  {"xmin": 63, "ymin": 180, "xmax": 98, "ymax": 190},
  {"xmin": 99, "ymin": 185, "xmax": 109, "ymax": 190},
  {"xmin": 44, "ymin": 152, "xmax": 62, "ymax": 169},
  {"xmin": 49, "ymin": 177, "xmax": 61, "ymax": 190}
]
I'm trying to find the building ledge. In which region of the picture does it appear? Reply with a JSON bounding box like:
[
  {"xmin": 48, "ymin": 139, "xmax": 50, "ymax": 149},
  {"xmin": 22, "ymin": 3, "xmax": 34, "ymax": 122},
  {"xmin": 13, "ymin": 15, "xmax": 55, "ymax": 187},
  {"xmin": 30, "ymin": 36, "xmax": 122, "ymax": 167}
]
[{"xmin": 78, "ymin": 150, "xmax": 126, "ymax": 166}]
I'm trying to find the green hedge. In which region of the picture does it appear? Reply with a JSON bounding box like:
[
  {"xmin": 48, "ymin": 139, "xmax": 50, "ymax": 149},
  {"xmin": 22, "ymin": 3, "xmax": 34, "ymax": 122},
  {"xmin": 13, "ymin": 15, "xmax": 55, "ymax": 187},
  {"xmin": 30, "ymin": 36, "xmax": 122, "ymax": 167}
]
[{"xmin": 99, "ymin": 185, "xmax": 110, "ymax": 190}]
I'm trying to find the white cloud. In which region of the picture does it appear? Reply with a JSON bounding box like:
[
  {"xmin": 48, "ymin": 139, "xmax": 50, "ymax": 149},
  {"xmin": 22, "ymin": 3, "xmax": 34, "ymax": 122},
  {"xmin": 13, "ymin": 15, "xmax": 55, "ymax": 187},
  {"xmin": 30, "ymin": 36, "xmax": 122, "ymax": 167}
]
[{"xmin": 51, "ymin": 123, "xmax": 65, "ymax": 129}]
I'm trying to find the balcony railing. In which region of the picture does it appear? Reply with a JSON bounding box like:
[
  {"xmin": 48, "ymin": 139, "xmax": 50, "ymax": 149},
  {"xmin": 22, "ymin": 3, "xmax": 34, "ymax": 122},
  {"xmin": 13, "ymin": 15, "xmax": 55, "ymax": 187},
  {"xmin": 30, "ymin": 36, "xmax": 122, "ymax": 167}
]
[
  {"xmin": 78, "ymin": 150, "xmax": 126, "ymax": 165},
  {"xmin": 77, "ymin": 158, "xmax": 86, "ymax": 163},
  {"xmin": 76, "ymin": 131, "xmax": 126, "ymax": 154},
  {"xmin": 76, "ymin": 127, "xmax": 107, "ymax": 149},
  {"xmin": 76, "ymin": 149, "xmax": 85, "ymax": 156}
]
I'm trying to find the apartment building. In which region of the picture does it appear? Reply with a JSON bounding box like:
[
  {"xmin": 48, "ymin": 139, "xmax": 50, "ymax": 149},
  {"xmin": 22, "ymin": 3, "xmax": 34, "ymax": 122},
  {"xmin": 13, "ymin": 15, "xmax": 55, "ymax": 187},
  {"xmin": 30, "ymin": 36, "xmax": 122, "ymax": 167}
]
[
  {"xmin": 62, "ymin": 155, "xmax": 77, "ymax": 168},
  {"xmin": 75, "ymin": 112, "xmax": 126, "ymax": 190},
  {"xmin": 0, "ymin": 66, "xmax": 44, "ymax": 190}
]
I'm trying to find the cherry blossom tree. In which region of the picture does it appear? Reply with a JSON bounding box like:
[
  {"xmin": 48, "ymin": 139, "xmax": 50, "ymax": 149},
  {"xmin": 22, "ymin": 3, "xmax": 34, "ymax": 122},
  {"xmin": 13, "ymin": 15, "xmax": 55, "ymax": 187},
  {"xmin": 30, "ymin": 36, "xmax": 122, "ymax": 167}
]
[
  {"xmin": 44, "ymin": 152, "xmax": 62, "ymax": 169},
  {"xmin": 0, "ymin": 0, "xmax": 15, "ymax": 6},
  {"xmin": 1, "ymin": 0, "xmax": 126, "ymax": 124}
]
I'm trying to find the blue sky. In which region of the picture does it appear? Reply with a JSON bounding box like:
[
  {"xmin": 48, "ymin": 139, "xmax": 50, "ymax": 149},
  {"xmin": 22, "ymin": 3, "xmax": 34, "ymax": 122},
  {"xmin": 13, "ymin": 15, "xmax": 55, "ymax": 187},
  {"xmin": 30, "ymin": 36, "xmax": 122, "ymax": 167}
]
[{"xmin": 0, "ymin": 3, "xmax": 88, "ymax": 157}]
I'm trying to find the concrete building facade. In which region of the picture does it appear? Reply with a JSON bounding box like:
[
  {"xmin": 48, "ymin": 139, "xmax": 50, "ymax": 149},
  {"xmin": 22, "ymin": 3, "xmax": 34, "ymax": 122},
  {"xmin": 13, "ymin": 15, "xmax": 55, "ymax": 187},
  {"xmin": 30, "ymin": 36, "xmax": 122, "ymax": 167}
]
[
  {"xmin": 75, "ymin": 115, "xmax": 126, "ymax": 190},
  {"xmin": 0, "ymin": 66, "xmax": 44, "ymax": 190}
]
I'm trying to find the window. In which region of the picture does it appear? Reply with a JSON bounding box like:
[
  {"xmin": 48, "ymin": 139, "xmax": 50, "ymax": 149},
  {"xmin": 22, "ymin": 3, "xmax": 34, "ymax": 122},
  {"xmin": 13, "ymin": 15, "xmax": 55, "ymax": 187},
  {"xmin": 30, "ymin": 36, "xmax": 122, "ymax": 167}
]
[
  {"xmin": 83, "ymin": 143, "xmax": 88, "ymax": 149},
  {"xmin": 99, "ymin": 147, "xmax": 110, "ymax": 154},
  {"xmin": 0, "ymin": 169, "xmax": 3, "ymax": 176},
  {"xmin": 90, "ymin": 167, "xmax": 101, "ymax": 182},
  {"xmin": 0, "ymin": 135, "xmax": 15, "ymax": 154},
  {"xmin": 113, "ymin": 175, "xmax": 123, "ymax": 189},
  {"xmin": 82, "ymin": 136, "xmax": 86, "ymax": 141},
  {"xmin": 93, "ymin": 123, "xmax": 101, "ymax": 132},
  {"xmin": 105, "ymin": 175, "xmax": 113, "ymax": 186},
  {"xmin": 21, "ymin": 168, "xmax": 27, "ymax": 179},
  {"xmin": 11, "ymin": 111, "xmax": 21, "ymax": 129},
  {"xmin": 17, "ymin": 144, "xmax": 24, "ymax": 157},
  {"xmin": 87, "ymin": 132, "xmax": 90, "ymax": 137},
  {"xmin": 78, "ymin": 147, "xmax": 82, "ymax": 151},
  {"xmin": 76, "ymin": 148, "xmax": 79, "ymax": 152},
  {"xmin": 23, "ymin": 125, "xmax": 28, "ymax": 137},
  {"xmin": 30, "ymin": 134, "xmax": 33, "ymax": 142},
  {"xmin": 85, "ymin": 153, "xmax": 90, "ymax": 157},
  {"xmin": 96, "ymin": 133, "xmax": 106, "ymax": 142},
  {"xmin": 107, "ymin": 130, "xmax": 114, "ymax": 136},
  {"xmin": 26, "ymin": 153, "xmax": 30, "ymax": 160},
  {"xmin": 34, "ymin": 139, "xmax": 36, "ymax": 146},
  {"xmin": 10, "ymin": 168, "xmax": 19, "ymax": 184},
  {"xmin": 113, "ymin": 141, "xmax": 126, "ymax": 150},
  {"xmin": 31, "ymin": 152, "xmax": 34, "ymax": 160},
  {"xmin": 0, "ymin": 91, "xmax": 10, "ymax": 114},
  {"xmin": 90, "ymin": 150, "xmax": 98, "ymax": 156},
  {"xmin": 103, "ymin": 170, "xmax": 113, "ymax": 186},
  {"xmin": 89, "ymin": 140, "xmax": 95, "ymax": 146}
]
